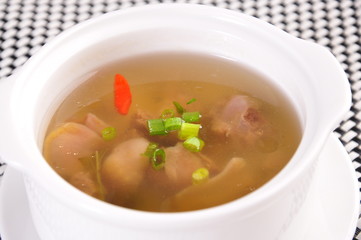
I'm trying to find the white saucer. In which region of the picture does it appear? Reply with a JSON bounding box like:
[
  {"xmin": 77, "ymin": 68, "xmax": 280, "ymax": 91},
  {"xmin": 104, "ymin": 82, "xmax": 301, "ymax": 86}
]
[
  {"xmin": 0, "ymin": 134, "xmax": 359, "ymax": 240},
  {"xmin": 280, "ymin": 134, "xmax": 360, "ymax": 240}
]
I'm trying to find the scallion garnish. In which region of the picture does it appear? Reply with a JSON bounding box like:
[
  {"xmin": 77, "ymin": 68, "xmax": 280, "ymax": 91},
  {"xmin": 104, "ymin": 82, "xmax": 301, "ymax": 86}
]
[
  {"xmin": 186, "ymin": 98, "xmax": 197, "ymax": 105},
  {"xmin": 192, "ymin": 167, "xmax": 209, "ymax": 185},
  {"xmin": 151, "ymin": 148, "xmax": 166, "ymax": 170},
  {"xmin": 173, "ymin": 101, "xmax": 185, "ymax": 114},
  {"xmin": 164, "ymin": 117, "xmax": 183, "ymax": 131},
  {"xmin": 142, "ymin": 142, "xmax": 159, "ymax": 157},
  {"xmin": 182, "ymin": 111, "xmax": 201, "ymax": 123},
  {"xmin": 183, "ymin": 136, "xmax": 205, "ymax": 152},
  {"xmin": 161, "ymin": 109, "xmax": 175, "ymax": 119},
  {"xmin": 178, "ymin": 123, "xmax": 201, "ymax": 140},
  {"xmin": 147, "ymin": 119, "xmax": 167, "ymax": 136},
  {"xmin": 101, "ymin": 127, "xmax": 117, "ymax": 141},
  {"xmin": 145, "ymin": 100, "xmax": 206, "ymax": 153}
]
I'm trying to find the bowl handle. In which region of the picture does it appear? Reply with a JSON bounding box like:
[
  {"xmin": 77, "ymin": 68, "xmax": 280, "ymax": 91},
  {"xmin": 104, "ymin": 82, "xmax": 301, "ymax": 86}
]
[
  {"xmin": 0, "ymin": 74, "xmax": 27, "ymax": 173},
  {"xmin": 295, "ymin": 40, "xmax": 352, "ymax": 129}
]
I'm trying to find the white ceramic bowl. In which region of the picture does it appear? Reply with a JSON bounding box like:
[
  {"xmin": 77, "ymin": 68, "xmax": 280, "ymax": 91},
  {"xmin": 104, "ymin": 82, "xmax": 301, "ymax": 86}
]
[{"xmin": 0, "ymin": 4, "xmax": 351, "ymax": 240}]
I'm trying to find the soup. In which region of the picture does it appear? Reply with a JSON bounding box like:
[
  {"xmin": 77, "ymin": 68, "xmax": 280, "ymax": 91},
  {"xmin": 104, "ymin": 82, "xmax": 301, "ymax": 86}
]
[{"xmin": 43, "ymin": 52, "xmax": 301, "ymax": 212}]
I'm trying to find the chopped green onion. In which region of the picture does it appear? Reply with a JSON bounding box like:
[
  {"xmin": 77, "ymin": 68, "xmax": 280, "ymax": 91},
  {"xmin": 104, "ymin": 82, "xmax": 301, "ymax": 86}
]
[
  {"xmin": 173, "ymin": 101, "xmax": 185, "ymax": 114},
  {"xmin": 101, "ymin": 127, "xmax": 117, "ymax": 141},
  {"xmin": 151, "ymin": 148, "xmax": 166, "ymax": 170},
  {"xmin": 192, "ymin": 168, "xmax": 209, "ymax": 185},
  {"xmin": 164, "ymin": 117, "xmax": 183, "ymax": 131},
  {"xmin": 147, "ymin": 119, "xmax": 167, "ymax": 136},
  {"xmin": 160, "ymin": 109, "xmax": 175, "ymax": 119},
  {"xmin": 182, "ymin": 112, "xmax": 201, "ymax": 123},
  {"xmin": 178, "ymin": 123, "xmax": 201, "ymax": 140},
  {"xmin": 186, "ymin": 98, "xmax": 197, "ymax": 105},
  {"xmin": 183, "ymin": 136, "xmax": 205, "ymax": 152},
  {"xmin": 142, "ymin": 142, "xmax": 159, "ymax": 157}
]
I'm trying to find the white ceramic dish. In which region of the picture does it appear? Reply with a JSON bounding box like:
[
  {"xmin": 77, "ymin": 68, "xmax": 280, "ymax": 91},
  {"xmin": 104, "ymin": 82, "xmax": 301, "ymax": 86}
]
[
  {"xmin": 0, "ymin": 4, "xmax": 352, "ymax": 239},
  {"xmin": 0, "ymin": 134, "xmax": 358, "ymax": 240}
]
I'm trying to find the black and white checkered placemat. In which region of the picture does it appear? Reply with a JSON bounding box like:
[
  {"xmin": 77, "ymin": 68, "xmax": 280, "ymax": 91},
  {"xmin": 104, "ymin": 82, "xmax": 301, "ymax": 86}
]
[{"xmin": 1, "ymin": 0, "xmax": 361, "ymax": 239}]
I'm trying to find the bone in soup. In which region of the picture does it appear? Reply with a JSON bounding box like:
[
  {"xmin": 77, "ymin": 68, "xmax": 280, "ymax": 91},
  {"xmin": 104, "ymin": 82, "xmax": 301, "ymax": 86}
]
[{"xmin": 43, "ymin": 52, "xmax": 301, "ymax": 212}]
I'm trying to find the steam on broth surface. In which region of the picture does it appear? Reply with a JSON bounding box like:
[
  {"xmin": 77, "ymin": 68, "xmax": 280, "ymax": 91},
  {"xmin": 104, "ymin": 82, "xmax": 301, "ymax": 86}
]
[{"xmin": 43, "ymin": 52, "xmax": 301, "ymax": 212}]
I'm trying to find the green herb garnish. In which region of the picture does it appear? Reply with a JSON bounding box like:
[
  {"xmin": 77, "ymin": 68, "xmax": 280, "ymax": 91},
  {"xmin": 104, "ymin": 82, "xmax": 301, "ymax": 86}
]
[
  {"xmin": 160, "ymin": 109, "xmax": 175, "ymax": 119},
  {"xmin": 142, "ymin": 142, "xmax": 159, "ymax": 157},
  {"xmin": 192, "ymin": 168, "xmax": 209, "ymax": 185},
  {"xmin": 147, "ymin": 119, "xmax": 167, "ymax": 136},
  {"xmin": 186, "ymin": 98, "xmax": 197, "ymax": 105},
  {"xmin": 178, "ymin": 123, "xmax": 201, "ymax": 140},
  {"xmin": 101, "ymin": 126, "xmax": 117, "ymax": 141},
  {"xmin": 164, "ymin": 117, "xmax": 183, "ymax": 131},
  {"xmin": 183, "ymin": 136, "xmax": 205, "ymax": 152},
  {"xmin": 173, "ymin": 101, "xmax": 185, "ymax": 114},
  {"xmin": 182, "ymin": 111, "xmax": 201, "ymax": 123},
  {"xmin": 151, "ymin": 148, "xmax": 166, "ymax": 170}
]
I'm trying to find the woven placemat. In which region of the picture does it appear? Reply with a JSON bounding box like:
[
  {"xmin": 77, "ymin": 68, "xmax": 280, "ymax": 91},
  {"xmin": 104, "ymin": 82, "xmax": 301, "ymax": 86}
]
[{"xmin": 1, "ymin": 0, "xmax": 360, "ymax": 239}]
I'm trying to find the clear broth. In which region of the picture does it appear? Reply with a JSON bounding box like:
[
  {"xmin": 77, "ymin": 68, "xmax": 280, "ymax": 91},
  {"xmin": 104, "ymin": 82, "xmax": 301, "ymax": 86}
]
[{"xmin": 44, "ymin": 52, "xmax": 301, "ymax": 212}]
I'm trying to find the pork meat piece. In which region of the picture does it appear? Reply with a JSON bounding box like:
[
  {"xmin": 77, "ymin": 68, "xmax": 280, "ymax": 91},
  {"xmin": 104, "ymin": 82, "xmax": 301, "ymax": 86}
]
[
  {"xmin": 163, "ymin": 143, "xmax": 209, "ymax": 190},
  {"xmin": 84, "ymin": 112, "xmax": 110, "ymax": 135},
  {"xmin": 69, "ymin": 171, "xmax": 101, "ymax": 198},
  {"xmin": 146, "ymin": 145, "xmax": 219, "ymax": 192},
  {"xmin": 43, "ymin": 122, "xmax": 105, "ymax": 179},
  {"xmin": 210, "ymin": 95, "xmax": 276, "ymax": 151},
  {"xmin": 101, "ymin": 137, "xmax": 150, "ymax": 204}
]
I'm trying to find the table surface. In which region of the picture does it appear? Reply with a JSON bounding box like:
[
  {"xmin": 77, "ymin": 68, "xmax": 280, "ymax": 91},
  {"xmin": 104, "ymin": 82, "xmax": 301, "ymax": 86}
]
[{"xmin": 0, "ymin": 0, "xmax": 360, "ymax": 239}]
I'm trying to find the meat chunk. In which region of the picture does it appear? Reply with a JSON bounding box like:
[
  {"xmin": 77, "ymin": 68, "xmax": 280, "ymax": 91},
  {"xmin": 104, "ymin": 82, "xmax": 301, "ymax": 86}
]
[
  {"xmin": 163, "ymin": 143, "xmax": 209, "ymax": 190},
  {"xmin": 84, "ymin": 113, "xmax": 110, "ymax": 135},
  {"xmin": 69, "ymin": 171, "xmax": 101, "ymax": 198},
  {"xmin": 132, "ymin": 109, "xmax": 153, "ymax": 133},
  {"xmin": 210, "ymin": 95, "xmax": 262, "ymax": 136},
  {"xmin": 210, "ymin": 95, "xmax": 276, "ymax": 151},
  {"xmin": 146, "ymin": 145, "xmax": 219, "ymax": 193},
  {"xmin": 101, "ymin": 137, "xmax": 150, "ymax": 204},
  {"xmin": 43, "ymin": 122, "xmax": 105, "ymax": 179},
  {"xmin": 163, "ymin": 157, "xmax": 254, "ymax": 212}
]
